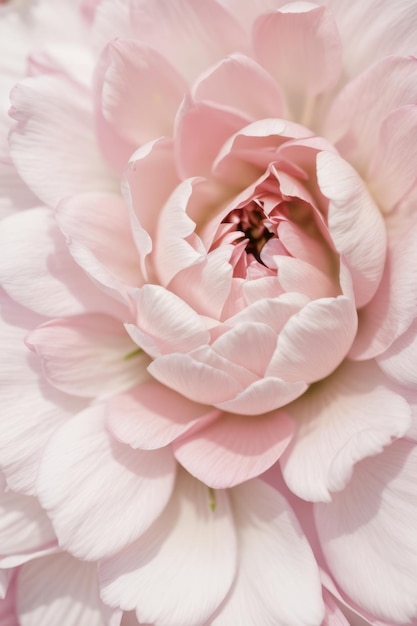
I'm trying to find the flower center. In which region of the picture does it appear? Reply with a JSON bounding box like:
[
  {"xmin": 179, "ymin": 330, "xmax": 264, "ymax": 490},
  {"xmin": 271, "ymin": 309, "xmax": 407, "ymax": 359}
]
[{"xmin": 222, "ymin": 200, "xmax": 274, "ymax": 264}]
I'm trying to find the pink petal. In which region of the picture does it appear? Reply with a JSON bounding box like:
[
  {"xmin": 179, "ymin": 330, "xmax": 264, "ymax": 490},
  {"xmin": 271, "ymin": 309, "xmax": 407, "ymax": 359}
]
[
  {"xmin": 9, "ymin": 74, "xmax": 116, "ymax": 208},
  {"xmin": 91, "ymin": 0, "xmax": 132, "ymax": 53},
  {"xmin": 97, "ymin": 39, "xmax": 187, "ymax": 147},
  {"xmin": 315, "ymin": 439, "xmax": 417, "ymax": 624},
  {"xmin": 350, "ymin": 224, "xmax": 417, "ymax": 360},
  {"xmin": 26, "ymin": 314, "xmax": 148, "ymax": 398},
  {"xmin": 266, "ymin": 296, "xmax": 357, "ymax": 383},
  {"xmin": 153, "ymin": 178, "xmax": 206, "ymax": 286},
  {"xmin": 168, "ymin": 245, "xmax": 233, "ymax": 319},
  {"xmin": 0, "ymin": 296, "xmax": 87, "ymax": 495},
  {"xmin": 37, "ymin": 404, "xmax": 176, "ymax": 560},
  {"xmin": 368, "ymin": 105, "xmax": 417, "ymax": 213},
  {"xmin": 17, "ymin": 554, "xmax": 119, "ymax": 626},
  {"xmin": 0, "ymin": 479, "xmax": 56, "ymax": 557},
  {"xmin": 173, "ymin": 409, "xmax": 294, "ymax": 487},
  {"xmin": 99, "ymin": 469, "xmax": 237, "ymax": 626},
  {"xmin": 148, "ymin": 352, "xmax": 243, "ymax": 405},
  {"xmin": 107, "ymin": 382, "xmax": 216, "ymax": 450},
  {"xmin": 123, "ymin": 137, "xmax": 179, "ymax": 278},
  {"xmin": 253, "ymin": 4, "xmax": 342, "ymax": 121},
  {"xmin": 128, "ymin": 285, "xmax": 209, "ymax": 357},
  {"xmin": 57, "ymin": 192, "xmax": 143, "ymax": 301},
  {"xmin": 210, "ymin": 479, "xmax": 324, "ymax": 625},
  {"xmin": 0, "ymin": 575, "xmax": 18, "ymax": 626},
  {"xmin": 377, "ymin": 318, "xmax": 417, "ymax": 390},
  {"xmin": 317, "ymin": 151, "xmax": 386, "ymax": 308},
  {"xmin": 174, "ymin": 97, "xmax": 247, "ymax": 178},
  {"xmin": 326, "ymin": 0, "xmax": 417, "ymax": 78},
  {"xmin": 280, "ymin": 360, "xmax": 411, "ymax": 502},
  {"xmin": 276, "ymin": 256, "xmax": 339, "ymax": 299},
  {"xmin": 193, "ymin": 53, "xmax": 285, "ymax": 121},
  {"xmin": 325, "ymin": 57, "xmax": 417, "ymax": 174},
  {"xmin": 211, "ymin": 321, "xmax": 277, "ymax": 377},
  {"xmin": 0, "ymin": 208, "xmax": 123, "ymax": 318},
  {"xmin": 215, "ymin": 376, "xmax": 308, "ymax": 415},
  {"xmin": 129, "ymin": 0, "xmax": 246, "ymax": 83}
]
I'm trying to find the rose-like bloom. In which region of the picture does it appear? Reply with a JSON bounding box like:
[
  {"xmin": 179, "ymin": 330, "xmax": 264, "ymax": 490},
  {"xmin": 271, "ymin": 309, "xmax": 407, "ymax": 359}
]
[{"xmin": 1, "ymin": 0, "xmax": 417, "ymax": 625}]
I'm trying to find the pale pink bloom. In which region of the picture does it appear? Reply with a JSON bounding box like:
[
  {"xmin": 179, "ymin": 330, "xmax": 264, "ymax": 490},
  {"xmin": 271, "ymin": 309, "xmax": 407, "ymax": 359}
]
[{"xmin": 1, "ymin": 0, "xmax": 417, "ymax": 624}]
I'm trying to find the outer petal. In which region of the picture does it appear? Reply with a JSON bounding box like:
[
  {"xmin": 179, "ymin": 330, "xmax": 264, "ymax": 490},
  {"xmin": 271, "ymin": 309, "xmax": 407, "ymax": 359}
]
[
  {"xmin": 324, "ymin": 57, "xmax": 417, "ymax": 174},
  {"xmin": 99, "ymin": 469, "xmax": 237, "ymax": 626},
  {"xmin": 107, "ymin": 382, "xmax": 216, "ymax": 450},
  {"xmin": 0, "ymin": 477, "xmax": 56, "ymax": 557},
  {"xmin": 253, "ymin": 4, "xmax": 342, "ymax": 121},
  {"xmin": 9, "ymin": 74, "xmax": 116, "ymax": 208},
  {"xmin": 193, "ymin": 53, "xmax": 285, "ymax": 121},
  {"xmin": 368, "ymin": 106, "xmax": 417, "ymax": 213},
  {"xmin": 280, "ymin": 360, "xmax": 411, "ymax": 502},
  {"xmin": 37, "ymin": 404, "xmax": 176, "ymax": 560},
  {"xmin": 174, "ymin": 97, "xmax": 247, "ymax": 179},
  {"xmin": 57, "ymin": 192, "xmax": 143, "ymax": 301},
  {"xmin": 0, "ymin": 295, "xmax": 87, "ymax": 495},
  {"xmin": 0, "ymin": 208, "xmax": 122, "ymax": 318},
  {"xmin": 317, "ymin": 151, "xmax": 386, "ymax": 308},
  {"xmin": 210, "ymin": 479, "xmax": 324, "ymax": 626},
  {"xmin": 377, "ymin": 318, "xmax": 417, "ymax": 390},
  {"xmin": 26, "ymin": 314, "xmax": 148, "ymax": 398},
  {"xmin": 325, "ymin": 0, "xmax": 417, "ymax": 78},
  {"xmin": 173, "ymin": 409, "xmax": 295, "ymax": 487},
  {"xmin": 17, "ymin": 554, "xmax": 119, "ymax": 626},
  {"xmin": 315, "ymin": 439, "xmax": 417, "ymax": 624},
  {"xmin": 97, "ymin": 39, "xmax": 187, "ymax": 155},
  {"xmin": 350, "ymin": 224, "xmax": 417, "ymax": 360},
  {"xmin": 0, "ymin": 575, "xmax": 18, "ymax": 626},
  {"xmin": 129, "ymin": 0, "xmax": 246, "ymax": 83}
]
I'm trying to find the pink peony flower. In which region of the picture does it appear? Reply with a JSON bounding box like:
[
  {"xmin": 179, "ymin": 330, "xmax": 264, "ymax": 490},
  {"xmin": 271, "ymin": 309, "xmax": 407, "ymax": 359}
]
[{"xmin": 1, "ymin": 0, "xmax": 417, "ymax": 624}]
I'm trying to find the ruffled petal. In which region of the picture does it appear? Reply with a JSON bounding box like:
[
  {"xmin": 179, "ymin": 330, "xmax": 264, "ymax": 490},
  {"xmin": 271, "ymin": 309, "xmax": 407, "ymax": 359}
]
[
  {"xmin": 37, "ymin": 404, "xmax": 176, "ymax": 560},
  {"xmin": 99, "ymin": 469, "xmax": 237, "ymax": 626},
  {"xmin": 280, "ymin": 360, "xmax": 411, "ymax": 502},
  {"xmin": 317, "ymin": 151, "xmax": 386, "ymax": 308},
  {"xmin": 350, "ymin": 224, "xmax": 417, "ymax": 360}
]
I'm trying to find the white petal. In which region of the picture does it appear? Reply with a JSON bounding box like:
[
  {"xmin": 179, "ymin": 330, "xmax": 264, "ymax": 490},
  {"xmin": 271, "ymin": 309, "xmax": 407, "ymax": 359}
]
[{"xmin": 37, "ymin": 404, "xmax": 176, "ymax": 560}]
